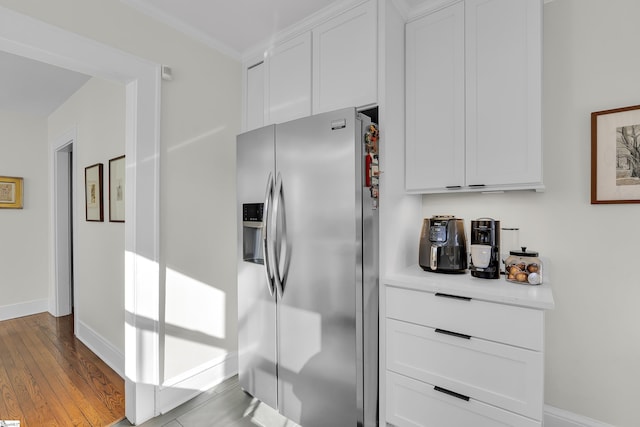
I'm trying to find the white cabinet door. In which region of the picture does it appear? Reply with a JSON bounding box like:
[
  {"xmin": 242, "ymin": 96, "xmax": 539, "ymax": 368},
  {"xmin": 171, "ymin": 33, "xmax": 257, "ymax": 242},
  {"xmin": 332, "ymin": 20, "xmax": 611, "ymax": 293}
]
[
  {"xmin": 385, "ymin": 286, "xmax": 543, "ymax": 351},
  {"xmin": 386, "ymin": 372, "xmax": 541, "ymax": 427},
  {"xmin": 312, "ymin": 0, "xmax": 377, "ymax": 114},
  {"xmin": 386, "ymin": 319, "xmax": 543, "ymax": 420},
  {"xmin": 246, "ymin": 61, "xmax": 265, "ymax": 131},
  {"xmin": 465, "ymin": 0, "xmax": 542, "ymax": 187},
  {"xmin": 405, "ymin": 2, "xmax": 465, "ymax": 192},
  {"xmin": 265, "ymin": 32, "xmax": 312, "ymax": 124}
]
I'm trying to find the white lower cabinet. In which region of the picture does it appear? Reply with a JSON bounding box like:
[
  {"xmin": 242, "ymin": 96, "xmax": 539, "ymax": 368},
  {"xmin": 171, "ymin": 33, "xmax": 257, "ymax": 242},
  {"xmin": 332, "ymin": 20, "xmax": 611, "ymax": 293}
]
[
  {"xmin": 386, "ymin": 319, "xmax": 542, "ymax": 419},
  {"xmin": 383, "ymin": 282, "xmax": 549, "ymax": 426},
  {"xmin": 386, "ymin": 372, "xmax": 540, "ymax": 427}
]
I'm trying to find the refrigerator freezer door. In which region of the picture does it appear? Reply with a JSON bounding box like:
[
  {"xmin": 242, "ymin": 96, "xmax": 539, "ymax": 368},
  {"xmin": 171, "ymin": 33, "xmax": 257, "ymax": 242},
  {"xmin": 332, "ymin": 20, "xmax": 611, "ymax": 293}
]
[
  {"xmin": 237, "ymin": 125, "xmax": 278, "ymax": 409},
  {"xmin": 275, "ymin": 108, "xmax": 361, "ymax": 427}
]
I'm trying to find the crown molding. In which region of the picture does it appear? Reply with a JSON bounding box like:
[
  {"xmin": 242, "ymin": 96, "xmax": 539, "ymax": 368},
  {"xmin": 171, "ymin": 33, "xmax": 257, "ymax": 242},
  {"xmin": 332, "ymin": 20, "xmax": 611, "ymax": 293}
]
[
  {"xmin": 242, "ymin": 0, "xmax": 370, "ymax": 63},
  {"xmin": 120, "ymin": 0, "xmax": 243, "ymax": 61}
]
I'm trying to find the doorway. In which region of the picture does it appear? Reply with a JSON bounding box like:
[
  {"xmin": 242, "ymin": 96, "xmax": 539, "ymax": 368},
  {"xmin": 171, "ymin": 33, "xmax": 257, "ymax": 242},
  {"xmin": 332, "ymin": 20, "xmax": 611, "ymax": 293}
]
[
  {"xmin": 53, "ymin": 136, "xmax": 75, "ymax": 317},
  {"xmin": 1, "ymin": 5, "xmax": 161, "ymax": 423}
]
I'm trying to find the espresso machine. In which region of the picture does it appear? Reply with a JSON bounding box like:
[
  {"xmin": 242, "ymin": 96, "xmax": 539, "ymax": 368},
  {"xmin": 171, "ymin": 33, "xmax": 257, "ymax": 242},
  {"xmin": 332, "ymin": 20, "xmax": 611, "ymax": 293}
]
[
  {"xmin": 419, "ymin": 215, "xmax": 467, "ymax": 273},
  {"xmin": 469, "ymin": 218, "xmax": 500, "ymax": 279}
]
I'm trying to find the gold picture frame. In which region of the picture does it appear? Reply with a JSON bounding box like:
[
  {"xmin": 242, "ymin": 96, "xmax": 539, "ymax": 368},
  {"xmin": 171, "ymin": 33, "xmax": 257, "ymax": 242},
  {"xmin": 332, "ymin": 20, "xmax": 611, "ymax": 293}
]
[
  {"xmin": 0, "ymin": 176, "xmax": 23, "ymax": 209},
  {"xmin": 85, "ymin": 163, "xmax": 104, "ymax": 221}
]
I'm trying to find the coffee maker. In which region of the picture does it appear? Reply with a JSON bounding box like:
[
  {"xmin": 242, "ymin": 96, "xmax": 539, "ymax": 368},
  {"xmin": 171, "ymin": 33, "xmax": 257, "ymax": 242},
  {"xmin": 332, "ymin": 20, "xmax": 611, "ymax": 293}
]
[
  {"xmin": 419, "ymin": 215, "xmax": 467, "ymax": 273},
  {"xmin": 469, "ymin": 218, "xmax": 500, "ymax": 279}
]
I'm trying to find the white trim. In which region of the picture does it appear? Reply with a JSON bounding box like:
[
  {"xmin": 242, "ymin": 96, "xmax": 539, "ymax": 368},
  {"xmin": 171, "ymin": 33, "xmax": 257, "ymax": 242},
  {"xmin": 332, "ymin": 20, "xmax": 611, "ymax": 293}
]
[
  {"xmin": 76, "ymin": 319, "xmax": 125, "ymax": 378},
  {"xmin": 156, "ymin": 352, "xmax": 238, "ymax": 415},
  {"xmin": 544, "ymin": 405, "xmax": 616, "ymax": 427},
  {"xmin": 50, "ymin": 127, "xmax": 77, "ymax": 318},
  {"xmin": 120, "ymin": 0, "xmax": 242, "ymax": 60},
  {"xmin": 0, "ymin": 299, "xmax": 49, "ymax": 322},
  {"xmin": 405, "ymin": 0, "xmax": 461, "ymax": 22},
  {"xmin": 389, "ymin": 0, "xmax": 411, "ymax": 20},
  {"xmin": 242, "ymin": 0, "xmax": 371, "ymax": 62}
]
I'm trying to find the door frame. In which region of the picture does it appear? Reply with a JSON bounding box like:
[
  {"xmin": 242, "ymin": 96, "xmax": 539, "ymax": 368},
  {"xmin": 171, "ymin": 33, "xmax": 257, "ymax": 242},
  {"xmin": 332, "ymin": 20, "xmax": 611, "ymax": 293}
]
[
  {"xmin": 51, "ymin": 129, "xmax": 76, "ymax": 318},
  {"xmin": 0, "ymin": 6, "xmax": 161, "ymax": 424}
]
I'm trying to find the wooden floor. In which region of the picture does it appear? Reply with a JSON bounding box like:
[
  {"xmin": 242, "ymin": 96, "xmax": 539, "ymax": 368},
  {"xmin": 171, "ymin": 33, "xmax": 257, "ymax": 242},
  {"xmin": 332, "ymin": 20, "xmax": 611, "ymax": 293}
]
[{"xmin": 0, "ymin": 313, "xmax": 125, "ymax": 426}]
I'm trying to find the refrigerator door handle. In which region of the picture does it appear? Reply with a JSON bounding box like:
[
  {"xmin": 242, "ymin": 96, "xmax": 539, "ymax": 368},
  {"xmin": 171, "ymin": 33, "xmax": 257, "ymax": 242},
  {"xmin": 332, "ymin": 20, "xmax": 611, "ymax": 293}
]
[
  {"xmin": 272, "ymin": 173, "xmax": 289, "ymax": 298},
  {"xmin": 262, "ymin": 173, "xmax": 275, "ymax": 296}
]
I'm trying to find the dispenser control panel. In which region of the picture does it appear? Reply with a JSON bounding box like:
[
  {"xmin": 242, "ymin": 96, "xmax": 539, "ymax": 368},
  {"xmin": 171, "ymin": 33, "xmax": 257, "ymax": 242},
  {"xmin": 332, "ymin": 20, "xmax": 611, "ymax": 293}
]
[
  {"xmin": 243, "ymin": 203, "xmax": 263, "ymax": 223},
  {"xmin": 242, "ymin": 203, "xmax": 264, "ymax": 265}
]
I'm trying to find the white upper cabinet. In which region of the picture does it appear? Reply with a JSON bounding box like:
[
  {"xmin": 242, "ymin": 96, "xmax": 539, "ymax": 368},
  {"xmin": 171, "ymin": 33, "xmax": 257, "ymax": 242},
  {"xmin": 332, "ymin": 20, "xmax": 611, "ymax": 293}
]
[
  {"xmin": 265, "ymin": 32, "xmax": 312, "ymax": 124},
  {"xmin": 405, "ymin": 0, "xmax": 543, "ymax": 193},
  {"xmin": 465, "ymin": 0, "xmax": 542, "ymax": 188},
  {"xmin": 241, "ymin": 0, "xmax": 378, "ymax": 131},
  {"xmin": 245, "ymin": 61, "xmax": 265, "ymax": 131},
  {"xmin": 405, "ymin": 2, "xmax": 465, "ymax": 191},
  {"xmin": 312, "ymin": 0, "xmax": 378, "ymax": 114}
]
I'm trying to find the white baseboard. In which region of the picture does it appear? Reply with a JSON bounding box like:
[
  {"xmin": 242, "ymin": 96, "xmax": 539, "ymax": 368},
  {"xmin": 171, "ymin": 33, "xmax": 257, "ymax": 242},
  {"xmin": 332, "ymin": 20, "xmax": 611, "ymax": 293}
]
[
  {"xmin": 75, "ymin": 319, "xmax": 125, "ymax": 378},
  {"xmin": 0, "ymin": 298, "xmax": 49, "ymax": 321},
  {"xmin": 544, "ymin": 405, "xmax": 616, "ymax": 427},
  {"xmin": 157, "ymin": 352, "xmax": 238, "ymax": 415}
]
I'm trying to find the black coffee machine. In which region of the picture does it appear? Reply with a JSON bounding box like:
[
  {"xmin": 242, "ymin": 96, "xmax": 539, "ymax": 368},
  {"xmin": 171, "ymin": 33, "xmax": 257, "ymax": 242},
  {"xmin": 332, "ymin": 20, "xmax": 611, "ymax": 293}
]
[
  {"xmin": 419, "ymin": 215, "xmax": 467, "ymax": 273},
  {"xmin": 469, "ymin": 218, "xmax": 500, "ymax": 279}
]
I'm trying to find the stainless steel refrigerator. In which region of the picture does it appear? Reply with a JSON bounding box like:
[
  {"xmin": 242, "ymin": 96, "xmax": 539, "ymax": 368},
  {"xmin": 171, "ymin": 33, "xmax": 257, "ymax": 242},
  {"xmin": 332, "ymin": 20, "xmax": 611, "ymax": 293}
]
[{"xmin": 236, "ymin": 107, "xmax": 378, "ymax": 427}]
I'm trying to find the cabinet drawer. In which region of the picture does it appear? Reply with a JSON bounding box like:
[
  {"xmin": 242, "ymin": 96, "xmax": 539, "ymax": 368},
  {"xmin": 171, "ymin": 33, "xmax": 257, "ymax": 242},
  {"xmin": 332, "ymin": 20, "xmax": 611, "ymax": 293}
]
[
  {"xmin": 386, "ymin": 371, "xmax": 540, "ymax": 427},
  {"xmin": 386, "ymin": 319, "xmax": 543, "ymax": 420},
  {"xmin": 386, "ymin": 286, "xmax": 543, "ymax": 350}
]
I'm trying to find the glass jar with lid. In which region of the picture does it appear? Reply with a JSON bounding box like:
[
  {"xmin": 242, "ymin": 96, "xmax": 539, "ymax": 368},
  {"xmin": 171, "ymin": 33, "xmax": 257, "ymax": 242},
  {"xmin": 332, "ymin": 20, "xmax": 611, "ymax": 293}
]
[{"xmin": 505, "ymin": 247, "xmax": 543, "ymax": 285}]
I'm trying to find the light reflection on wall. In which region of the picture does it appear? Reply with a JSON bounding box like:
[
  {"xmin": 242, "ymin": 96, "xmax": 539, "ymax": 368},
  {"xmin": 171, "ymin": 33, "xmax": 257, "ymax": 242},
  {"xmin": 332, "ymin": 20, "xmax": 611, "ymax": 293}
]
[{"xmin": 165, "ymin": 268, "xmax": 226, "ymax": 339}]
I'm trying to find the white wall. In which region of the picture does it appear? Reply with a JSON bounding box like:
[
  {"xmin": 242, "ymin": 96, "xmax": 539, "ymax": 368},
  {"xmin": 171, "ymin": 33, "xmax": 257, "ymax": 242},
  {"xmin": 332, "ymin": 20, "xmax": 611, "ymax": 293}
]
[
  {"xmin": 0, "ymin": 0, "xmax": 241, "ymax": 390},
  {"xmin": 0, "ymin": 111, "xmax": 49, "ymax": 319},
  {"xmin": 48, "ymin": 77, "xmax": 126, "ymax": 353},
  {"xmin": 418, "ymin": 1, "xmax": 640, "ymax": 425}
]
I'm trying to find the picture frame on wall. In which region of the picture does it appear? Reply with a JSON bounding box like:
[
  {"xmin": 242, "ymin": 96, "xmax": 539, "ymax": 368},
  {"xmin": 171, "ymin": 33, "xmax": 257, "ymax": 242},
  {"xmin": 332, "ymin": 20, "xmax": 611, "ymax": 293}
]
[
  {"xmin": 109, "ymin": 155, "xmax": 125, "ymax": 222},
  {"xmin": 591, "ymin": 104, "xmax": 640, "ymax": 204},
  {"xmin": 0, "ymin": 176, "xmax": 24, "ymax": 209},
  {"xmin": 85, "ymin": 163, "xmax": 104, "ymax": 221}
]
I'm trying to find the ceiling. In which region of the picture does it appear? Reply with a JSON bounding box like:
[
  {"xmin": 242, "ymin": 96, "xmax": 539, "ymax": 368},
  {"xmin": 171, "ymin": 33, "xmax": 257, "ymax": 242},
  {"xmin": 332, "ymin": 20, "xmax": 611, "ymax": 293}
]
[
  {"xmin": 1, "ymin": 0, "xmax": 347, "ymax": 118},
  {"xmin": 2, "ymin": 0, "xmax": 427, "ymax": 117},
  {"xmin": 0, "ymin": 50, "xmax": 91, "ymax": 118},
  {"xmin": 121, "ymin": 0, "xmax": 341, "ymax": 58}
]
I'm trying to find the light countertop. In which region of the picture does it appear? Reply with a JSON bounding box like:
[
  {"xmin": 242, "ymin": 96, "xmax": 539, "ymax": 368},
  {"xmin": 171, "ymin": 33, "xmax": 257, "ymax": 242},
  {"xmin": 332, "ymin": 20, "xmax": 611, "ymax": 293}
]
[{"xmin": 384, "ymin": 265, "xmax": 555, "ymax": 310}]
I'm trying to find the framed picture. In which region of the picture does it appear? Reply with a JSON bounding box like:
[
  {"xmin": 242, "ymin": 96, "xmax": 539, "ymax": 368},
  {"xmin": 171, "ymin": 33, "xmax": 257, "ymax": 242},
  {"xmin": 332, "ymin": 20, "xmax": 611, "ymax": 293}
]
[
  {"xmin": 109, "ymin": 155, "xmax": 125, "ymax": 222},
  {"xmin": 85, "ymin": 163, "xmax": 104, "ymax": 221},
  {"xmin": 0, "ymin": 176, "xmax": 23, "ymax": 209},
  {"xmin": 591, "ymin": 104, "xmax": 640, "ymax": 204}
]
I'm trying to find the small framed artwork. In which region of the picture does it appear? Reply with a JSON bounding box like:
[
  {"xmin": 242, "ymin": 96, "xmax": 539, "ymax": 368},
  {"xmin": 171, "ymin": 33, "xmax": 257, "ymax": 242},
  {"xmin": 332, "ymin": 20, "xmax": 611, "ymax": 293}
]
[
  {"xmin": 109, "ymin": 155, "xmax": 125, "ymax": 222},
  {"xmin": 0, "ymin": 176, "xmax": 23, "ymax": 209},
  {"xmin": 85, "ymin": 163, "xmax": 104, "ymax": 221},
  {"xmin": 591, "ymin": 104, "xmax": 640, "ymax": 204}
]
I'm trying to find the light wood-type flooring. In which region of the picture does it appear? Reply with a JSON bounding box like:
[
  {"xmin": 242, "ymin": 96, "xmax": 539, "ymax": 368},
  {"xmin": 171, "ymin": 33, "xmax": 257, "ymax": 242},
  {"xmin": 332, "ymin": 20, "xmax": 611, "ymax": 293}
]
[
  {"xmin": 0, "ymin": 313, "xmax": 125, "ymax": 426},
  {"xmin": 114, "ymin": 376, "xmax": 300, "ymax": 427}
]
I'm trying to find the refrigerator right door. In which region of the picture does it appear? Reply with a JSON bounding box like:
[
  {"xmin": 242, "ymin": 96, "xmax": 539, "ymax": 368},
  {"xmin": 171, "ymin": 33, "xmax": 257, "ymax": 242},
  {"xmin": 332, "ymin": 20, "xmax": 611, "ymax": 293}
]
[
  {"xmin": 237, "ymin": 124, "xmax": 278, "ymax": 410},
  {"xmin": 274, "ymin": 108, "xmax": 361, "ymax": 427}
]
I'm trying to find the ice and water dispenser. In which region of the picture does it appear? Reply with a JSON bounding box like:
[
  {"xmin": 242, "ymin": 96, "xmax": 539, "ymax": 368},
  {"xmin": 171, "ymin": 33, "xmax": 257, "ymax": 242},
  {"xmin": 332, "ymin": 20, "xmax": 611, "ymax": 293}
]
[{"xmin": 242, "ymin": 203, "xmax": 264, "ymax": 264}]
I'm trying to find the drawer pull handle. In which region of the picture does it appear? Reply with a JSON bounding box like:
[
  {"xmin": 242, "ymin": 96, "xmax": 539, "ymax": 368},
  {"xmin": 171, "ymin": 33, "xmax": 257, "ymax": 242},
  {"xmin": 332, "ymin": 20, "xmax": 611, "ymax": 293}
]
[
  {"xmin": 434, "ymin": 292, "xmax": 471, "ymax": 301},
  {"xmin": 434, "ymin": 386, "xmax": 470, "ymax": 402},
  {"xmin": 435, "ymin": 328, "xmax": 471, "ymax": 340}
]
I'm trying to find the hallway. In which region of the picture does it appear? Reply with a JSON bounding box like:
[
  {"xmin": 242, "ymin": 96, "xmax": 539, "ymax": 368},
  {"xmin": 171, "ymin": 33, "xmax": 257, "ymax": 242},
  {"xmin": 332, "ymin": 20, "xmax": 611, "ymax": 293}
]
[{"xmin": 0, "ymin": 313, "xmax": 125, "ymax": 426}]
